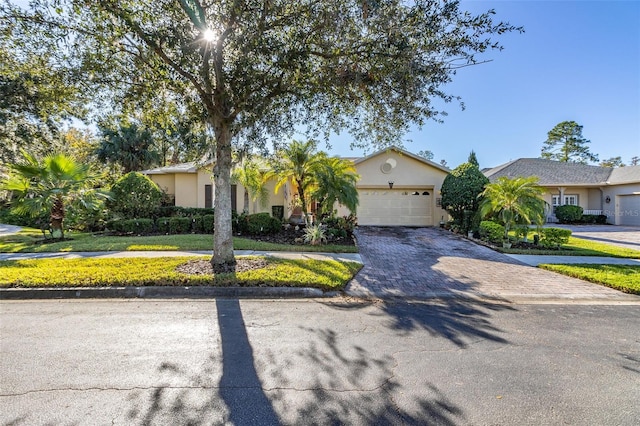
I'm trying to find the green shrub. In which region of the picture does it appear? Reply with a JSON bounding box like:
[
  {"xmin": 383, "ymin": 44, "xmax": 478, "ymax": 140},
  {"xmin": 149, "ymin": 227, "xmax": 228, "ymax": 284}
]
[
  {"xmin": 441, "ymin": 162, "xmax": 489, "ymax": 232},
  {"xmin": 156, "ymin": 216, "xmax": 172, "ymax": 234},
  {"xmin": 540, "ymin": 227, "xmax": 572, "ymax": 248},
  {"xmin": 191, "ymin": 215, "xmax": 204, "ymax": 233},
  {"xmin": 579, "ymin": 214, "xmax": 608, "ymax": 224},
  {"xmin": 514, "ymin": 225, "xmax": 530, "ymax": 241},
  {"xmin": 170, "ymin": 217, "xmax": 192, "ymax": 234},
  {"xmin": 555, "ymin": 205, "xmax": 583, "ymax": 224},
  {"xmin": 321, "ymin": 214, "xmax": 357, "ymax": 238},
  {"xmin": 479, "ymin": 221, "xmax": 505, "ymax": 243},
  {"xmin": 153, "ymin": 206, "xmax": 214, "ymax": 219},
  {"xmin": 201, "ymin": 214, "xmax": 215, "ymax": 233},
  {"xmin": 243, "ymin": 213, "xmax": 281, "ymax": 235},
  {"xmin": 108, "ymin": 218, "xmax": 154, "ymax": 234},
  {"xmin": 108, "ymin": 172, "xmax": 163, "ymax": 219}
]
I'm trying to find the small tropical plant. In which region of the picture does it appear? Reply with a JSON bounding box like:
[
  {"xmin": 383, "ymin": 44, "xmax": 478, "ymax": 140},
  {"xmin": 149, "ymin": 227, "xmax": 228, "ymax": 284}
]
[
  {"xmin": 304, "ymin": 224, "xmax": 327, "ymax": 246},
  {"xmin": 0, "ymin": 151, "xmax": 109, "ymax": 239},
  {"xmin": 479, "ymin": 176, "xmax": 546, "ymax": 241}
]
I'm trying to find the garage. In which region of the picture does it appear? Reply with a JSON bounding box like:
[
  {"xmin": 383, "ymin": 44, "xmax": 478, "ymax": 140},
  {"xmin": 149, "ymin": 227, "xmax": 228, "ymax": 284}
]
[
  {"xmin": 616, "ymin": 194, "xmax": 640, "ymax": 226},
  {"xmin": 357, "ymin": 189, "xmax": 432, "ymax": 226}
]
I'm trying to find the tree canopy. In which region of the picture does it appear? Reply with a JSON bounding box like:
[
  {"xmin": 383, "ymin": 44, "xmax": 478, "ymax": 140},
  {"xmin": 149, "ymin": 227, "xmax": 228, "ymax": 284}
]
[
  {"xmin": 541, "ymin": 121, "xmax": 598, "ymax": 164},
  {"xmin": 5, "ymin": 0, "xmax": 522, "ymax": 271}
]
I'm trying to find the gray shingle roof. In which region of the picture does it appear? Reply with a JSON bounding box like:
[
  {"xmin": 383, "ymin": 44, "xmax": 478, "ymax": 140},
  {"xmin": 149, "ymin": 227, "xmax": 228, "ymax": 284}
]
[
  {"xmin": 608, "ymin": 165, "xmax": 640, "ymax": 184},
  {"xmin": 483, "ymin": 158, "xmax": 615, "ymax": 185}
]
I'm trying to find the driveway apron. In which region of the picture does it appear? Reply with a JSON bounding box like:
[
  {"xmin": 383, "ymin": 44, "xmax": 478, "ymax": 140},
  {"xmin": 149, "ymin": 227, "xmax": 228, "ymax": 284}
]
[{"xmin": 347, "ymin": 227, "xmax": 639, "ymax": 302}]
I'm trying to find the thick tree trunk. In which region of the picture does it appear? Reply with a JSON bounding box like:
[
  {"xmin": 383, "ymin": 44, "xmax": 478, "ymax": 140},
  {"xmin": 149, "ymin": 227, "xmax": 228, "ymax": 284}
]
[{"xmin": 211, "ymin": 123, "xmax": 236, "ymax": 273}]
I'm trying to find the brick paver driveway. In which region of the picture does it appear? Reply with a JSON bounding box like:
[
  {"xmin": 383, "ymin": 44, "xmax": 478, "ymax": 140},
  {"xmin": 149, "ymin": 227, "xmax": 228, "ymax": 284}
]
[{"xmin": 347, "ymin": 227, "xmax": 639, "ymax": 302}]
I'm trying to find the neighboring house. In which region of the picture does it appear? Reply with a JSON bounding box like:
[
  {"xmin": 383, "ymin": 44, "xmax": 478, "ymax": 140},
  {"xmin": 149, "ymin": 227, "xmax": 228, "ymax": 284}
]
[
  {"xmin": 142, "ymin": 160, "xmax": 285, "ymax": 217},
  {"xmin": 483, "ymin": 158, "xmax": 640, "ymax": 226},
  {"xmin": 142, "ymin": 146, "xmax": 451, "ymax": 227}
]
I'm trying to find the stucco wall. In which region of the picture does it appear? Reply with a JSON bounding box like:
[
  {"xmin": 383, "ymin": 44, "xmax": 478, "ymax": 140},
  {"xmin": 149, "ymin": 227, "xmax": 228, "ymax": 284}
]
[
  {"xmin": 149, "ymin": 175, "xmax": 175, "ymax": 196},
  {"xmin": 174, "ymin": 174, "xmax": 198, "ymax": 208},
  {"xmin": 602, "ymin": 182, "xmax": 640, "ymax": 224}
]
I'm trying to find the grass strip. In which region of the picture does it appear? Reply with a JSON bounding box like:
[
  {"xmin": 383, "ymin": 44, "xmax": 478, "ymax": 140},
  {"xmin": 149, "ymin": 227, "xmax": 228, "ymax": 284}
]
[
  {"xmin": 0, "ymin": 256, "xmax": 362, "ymax": 291},
  {"xmin": 539, "ymin": 264, "xmax": 640, "ymax": 295},
  {"xmin": 499, "ymin": 236, "xmax": 640, "ymax": 259},
  {"xmin": 0, "ymin": 229, "xmax": 358, "ymax": 254}
]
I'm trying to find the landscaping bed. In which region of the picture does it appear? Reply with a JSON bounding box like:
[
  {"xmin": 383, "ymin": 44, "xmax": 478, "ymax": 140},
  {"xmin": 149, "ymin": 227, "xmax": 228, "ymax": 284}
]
[
  {"xmin": 0, "ymin": 256, "xmax": 362, "ymax": 290},
  {"xmin": 237, "ymin": 225, "xmax": 356, "ymax": 247}
]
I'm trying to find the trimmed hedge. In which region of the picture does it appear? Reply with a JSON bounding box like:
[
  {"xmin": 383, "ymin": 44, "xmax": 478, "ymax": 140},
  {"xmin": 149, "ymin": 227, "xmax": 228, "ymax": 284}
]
[
  {"xmin": 107, "ymin": 218, "xmax": 154, "ymax": 235},
  {"xmin": 580, "ymin": 214, "xmax": 608, "ymax": 224},
  {"xmin": 154, "ymin": 206, "xmax": 214, "ymax": 219},
  {"xmin": 540, "ymin": 227, "xmax": 572, "ymax": 248},
  {"xmin": 238, "ymin": 213, "xmax": 281, "ymax": 235},
  {"xmin": 555, "ymin": 205, "xmax": 583, "ymax": 224},
  {"xmin": 157, "ymin": 216, "xmax": 192, "ymax": 234},
  {"xmin": 479, "ymin": 221, "xmax": 505, "ymax": 244}
]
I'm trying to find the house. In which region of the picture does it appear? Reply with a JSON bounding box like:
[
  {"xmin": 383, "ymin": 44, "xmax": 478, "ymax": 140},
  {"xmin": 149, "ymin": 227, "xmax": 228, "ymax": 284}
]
[
  {"xmin": 142, "ymin": 160, "xmax": 285, "ymax": 217},
  {"xmin": 483, "ymin": 158, "xmax": 640, "ymax": 226},
  {"xmin": 142, "ymin": 146, "xmax": 451, "ymax": 227}
]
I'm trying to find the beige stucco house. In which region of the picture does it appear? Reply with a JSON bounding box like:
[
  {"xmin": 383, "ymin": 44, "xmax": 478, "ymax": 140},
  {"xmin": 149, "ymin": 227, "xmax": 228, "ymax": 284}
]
[
  {"xmin": 484, "ymin": 158, "xmax": 640, "ymax": 226},
  {"xmin": 142, "ymin": 146, "xmax": 450, "ymax": 227}
]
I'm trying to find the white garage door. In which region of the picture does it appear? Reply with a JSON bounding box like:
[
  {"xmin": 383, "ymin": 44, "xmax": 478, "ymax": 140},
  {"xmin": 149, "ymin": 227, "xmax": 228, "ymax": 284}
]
[
  {"xmin": 357, "ymin": 189, "xmax": 432, "ymax": 226},
  {"xmin": 617, "ymin": 194, "xmax": 640, "ymax": 226}
]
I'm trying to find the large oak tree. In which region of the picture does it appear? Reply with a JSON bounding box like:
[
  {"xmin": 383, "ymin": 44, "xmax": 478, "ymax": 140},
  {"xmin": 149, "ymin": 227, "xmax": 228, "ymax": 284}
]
[{"xmin": 5, "ymin": 0, "xmax": 521, "ymax": 272}]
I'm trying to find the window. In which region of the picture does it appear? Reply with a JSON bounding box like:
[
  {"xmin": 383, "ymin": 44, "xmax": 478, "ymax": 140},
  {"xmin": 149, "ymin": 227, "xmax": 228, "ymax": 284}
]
[{"xmin": 552, "ymin": 194, "xmax": 578, "ymax": 209}]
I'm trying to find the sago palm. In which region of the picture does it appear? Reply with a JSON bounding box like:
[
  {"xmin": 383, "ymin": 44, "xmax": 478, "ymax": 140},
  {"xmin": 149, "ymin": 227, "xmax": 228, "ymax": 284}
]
[
  {"xmin": 479, "ymin": 176, "xmax": 546, "ymax": 240},
  {"xmin": 1, "ymin": 151, "xmax": 108, "ymax": 239}
]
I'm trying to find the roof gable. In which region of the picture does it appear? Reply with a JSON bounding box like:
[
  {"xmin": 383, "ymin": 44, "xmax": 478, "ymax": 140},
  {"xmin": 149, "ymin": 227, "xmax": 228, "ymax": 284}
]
[{"xmin": 354, "ymin": 146, "xmax": 450, "ymax": 173}]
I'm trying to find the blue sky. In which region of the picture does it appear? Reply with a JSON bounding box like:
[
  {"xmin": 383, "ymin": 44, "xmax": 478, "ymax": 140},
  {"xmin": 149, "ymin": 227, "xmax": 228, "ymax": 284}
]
[{"xmin": 325, "ymin": 0, "xmax": 640, "ymax": 169}]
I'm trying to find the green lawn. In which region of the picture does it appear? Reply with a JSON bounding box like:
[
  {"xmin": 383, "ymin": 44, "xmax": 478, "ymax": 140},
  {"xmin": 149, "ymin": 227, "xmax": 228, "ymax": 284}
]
[
  {"xmin": 500, "ymin": 236, "xmax": 640, "ymax": 259},
  {"xmin": 539, "ymin": 264, "xmax": 640, "ymax": 295},
  {"xmin": 0, "ymin": 228, "xmax": 358, "ymax": 253},
  {"xmin": 0, "ymin": 256, "xmax": 362, "ymax": 291}
]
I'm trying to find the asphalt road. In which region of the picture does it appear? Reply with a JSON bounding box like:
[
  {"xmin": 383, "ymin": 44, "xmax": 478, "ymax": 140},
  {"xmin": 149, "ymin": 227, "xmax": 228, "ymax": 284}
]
[{"xmin": 1, "ymin": 299, "xmax": 639, "ymax": 425}]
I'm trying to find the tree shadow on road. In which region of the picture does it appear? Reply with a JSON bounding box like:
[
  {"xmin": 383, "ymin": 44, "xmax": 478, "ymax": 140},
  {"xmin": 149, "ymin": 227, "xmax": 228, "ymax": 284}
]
[{"xmin": 124, "ymin": 299, "xmax": 467, "ymax": 425}]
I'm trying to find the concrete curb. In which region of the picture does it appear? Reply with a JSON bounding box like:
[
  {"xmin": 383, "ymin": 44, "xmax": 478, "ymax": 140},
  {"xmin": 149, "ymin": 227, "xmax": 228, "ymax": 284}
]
[{"xmin": 0, "ymin": 286, "xmax": 332, "ymax": 300}]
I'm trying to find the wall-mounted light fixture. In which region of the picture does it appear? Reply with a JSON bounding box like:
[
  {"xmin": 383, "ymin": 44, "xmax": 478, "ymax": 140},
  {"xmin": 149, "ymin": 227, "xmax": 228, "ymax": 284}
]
[
  {"xmin": 388, "ymin": 181, "xmax": 394, "ymax": 189},
  {"xmin": 605, "ymin": 196, "xmax": 611, "ymax": 203}
]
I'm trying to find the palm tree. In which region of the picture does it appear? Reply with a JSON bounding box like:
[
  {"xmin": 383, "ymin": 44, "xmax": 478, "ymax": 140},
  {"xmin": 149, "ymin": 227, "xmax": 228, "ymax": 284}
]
[
  {"xmin": 272, "ymin": 140, "xmax": 325, "ymax": 223},
  {"xmin": 1, "ymin": 151, "xmax": 108, "ymax": 239},
  {"xmin": 479, "ymin": 176, "xmax": 547, "ymax": 240},
  {"xmin": 310, "ymin": 156, "xmax": 359, "ymax": 217},
  {"xmin": 96, "ymin": 123, "xmax": 160, "ymax": 173},
  {"xmin": 231, "ymin": 158, "xmax": 269, "ymax": 213}
]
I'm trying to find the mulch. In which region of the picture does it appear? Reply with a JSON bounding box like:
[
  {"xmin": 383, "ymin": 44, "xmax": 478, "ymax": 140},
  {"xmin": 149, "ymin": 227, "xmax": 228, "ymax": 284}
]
[
  {"xmin": 176, "ymin": 258, "xmax": 270, "ymax": 275},
  {"xmin": 237, "ymin": 226, "xmax": 356, "ymax": 246}
]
